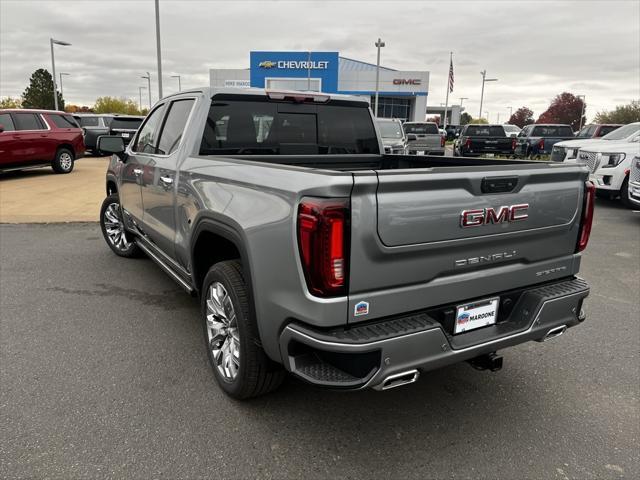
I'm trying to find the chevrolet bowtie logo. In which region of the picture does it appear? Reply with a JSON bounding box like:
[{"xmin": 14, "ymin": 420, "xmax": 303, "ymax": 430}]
[{"xmin": 258, "ymin": 61, "xmax": 276, "ymax": 69}]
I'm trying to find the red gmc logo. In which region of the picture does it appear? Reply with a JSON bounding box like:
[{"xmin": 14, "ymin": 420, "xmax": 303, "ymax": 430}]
[
  {"xmin": 393, "ymin": 79, "xmax": 422, "ymax": 85},
  {"xmin": 460, "ymin": 204, "xmax": 529, "ymax": 227}
]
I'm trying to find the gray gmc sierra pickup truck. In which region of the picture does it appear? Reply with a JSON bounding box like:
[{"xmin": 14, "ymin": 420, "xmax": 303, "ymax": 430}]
[{"xmin": 97, "ymin": 88, "xmax": 594, "ymax": 399}]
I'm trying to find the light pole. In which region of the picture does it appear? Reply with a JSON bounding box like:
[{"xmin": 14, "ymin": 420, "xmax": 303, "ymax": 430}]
[
  {"xmin": 508, "ymin": 106, "xmax": 513, "ymax": 119},
  {"xmin": 138, "ymin": 86, "xmax": 146, "ymax": 111},
  {"xmin": 50, "ymin": 38, "xmax": 71, "ymax": 111},
  {"xmin": 496, "ymin": 112, "xmax": 500, "ymax": 123},
  {"xmin": 374, "ymin": 38, "xmax": 385, "ymax": 117},
  {"xmin": 484, "ymin": 111, "xmax": 489, "ymax": 122},
  {"xmin": 171, "ymin": 75, "xmax": 181, "ymax": 92},
  {"xmin": 459, "ymin": 97, "xmax": 468, "ymax": 108},
  {"xmin": 59, "ymin": 72, "xmax": 70, "ymax": 98},
  {"xmin": 154, "ymin": 0, "xmax": 163, "ymax": 100},
  {"xmin": 141, "ymin": 72, "xmax": 152, "ymax": 108},
  {"xmin": 479, "ymin": 70, "xmax": 498, "ymax": 118},
  {"xmin": 577, "ymin": 95, "xmax": 586, "ymax": 131}
]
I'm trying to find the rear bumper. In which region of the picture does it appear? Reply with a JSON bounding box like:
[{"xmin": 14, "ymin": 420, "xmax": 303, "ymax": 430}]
[{"xmin": 279, "ymin": 277, "xmax": 589, "ymax": 390}]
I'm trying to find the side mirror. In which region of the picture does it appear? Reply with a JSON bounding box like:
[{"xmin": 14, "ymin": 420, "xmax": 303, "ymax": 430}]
[
  {"xmin": 97, "ymin": 135, "xmax": 126, "ymax": 155},
  {"xmin": 406, "ymin": 134, "xmax": 417, "ymax": 141}
]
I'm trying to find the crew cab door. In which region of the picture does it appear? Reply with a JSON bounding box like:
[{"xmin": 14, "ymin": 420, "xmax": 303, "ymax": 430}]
[
  {"xmin": 139, "ymin": 98, "xmax": 196, "ymax": 257},
  {"xmin": 120, "ymin": 104, "xmax": 166, "ymax": 228}
]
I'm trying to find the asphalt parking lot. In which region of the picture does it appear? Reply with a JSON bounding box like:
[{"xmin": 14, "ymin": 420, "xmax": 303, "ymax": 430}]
[{"xmin": 1, "ymin": 199, "xmax": 638, "ymax": 479}]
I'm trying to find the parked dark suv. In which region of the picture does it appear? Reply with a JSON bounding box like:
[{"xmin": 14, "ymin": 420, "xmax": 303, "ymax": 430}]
[
  {"xmin": 0, "ymin": 109, "xmax": 85, "ymax": 173},
  {"xmin": 108, "ymin": 116, "xmax": 144, "ymax": 145},
  {"xmin": 73, "ymin": 113, "xmax": 114, "ymax": 154}
]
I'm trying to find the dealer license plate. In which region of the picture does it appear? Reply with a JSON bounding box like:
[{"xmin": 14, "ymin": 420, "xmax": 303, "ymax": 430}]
[
  {"xmin": 454, "ymin": 297, "xmax": 499, "ymax": 334},
  {"xmin": 417, "ymin": 150, "xmax": 425, "ymax": 155},
  {"xmin": 121, "ymin": 132, "xmax": 130, "ymax": 138}
]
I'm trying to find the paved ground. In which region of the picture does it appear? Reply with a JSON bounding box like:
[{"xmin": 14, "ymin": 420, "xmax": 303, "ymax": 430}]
[
  {"xmin": 0, "ymin": 157, "xmax": 109, "ymax": 223},
  {"xmin": 1, "ymin": 200, "xmax": 638, "ymax": 479}
]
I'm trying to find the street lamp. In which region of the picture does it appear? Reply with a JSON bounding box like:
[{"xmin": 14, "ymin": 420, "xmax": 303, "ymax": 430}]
[
  {"xmin": 479, "ymin": 70, "xmax": 498, "ymax": 118},
  {"xmin": 50, "ymin": 38, "xmax": 71, "ymax": 111},
  {"xmin": 459, "ymin": 97, "xmax": 468, "ymax": 108},
  {"xmin": 171, "ymin": 74, "xmax": 181, "ymax": 92},
  {"xmin": 577, "ymin": 95, "xmax": 586, "ymax": 131},
  {"xmin": 484, "ymin": 111, "xmax": 489, "ymax": 121},
  {"xmin": 154, "ymin": 0, "xmax": 163, "ymax": 100},
  {"xmin": 138, "ymin": 86, "xmax": 147, "ymax": 111},
  {"xmin": 508, "ymin": 106, "xmax": 513, "ymax": 119},
  {"xmin": 374, "ymin": 38, "xmax": 385, "ymax": 117},
  {"xmin": 141, "ymin": 72, "xmax": 152, "ymax": 108},
  {"xmin": 59, "ymin": 72, "xmax": 70, "ymax": 98}
]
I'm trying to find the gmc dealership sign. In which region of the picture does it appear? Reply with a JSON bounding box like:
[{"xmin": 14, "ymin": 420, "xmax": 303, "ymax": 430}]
[{"xmin": 393, "ymin": 78, "xmax": 422, "ymax": 85}]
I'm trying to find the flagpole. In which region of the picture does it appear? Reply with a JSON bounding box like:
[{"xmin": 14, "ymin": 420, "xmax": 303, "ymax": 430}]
[{"xmin": 443, "ymin": 51, "xmax": 452, "ymax": 130}]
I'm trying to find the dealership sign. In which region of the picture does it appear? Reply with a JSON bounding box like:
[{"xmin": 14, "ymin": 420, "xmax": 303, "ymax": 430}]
[
  {"xmin": 259, "ymin": 60, "xmax": 329, "ymax": 70},
  {"xmin": 393, "ymin": 78, "xmax": 422, "ymax": 85}
]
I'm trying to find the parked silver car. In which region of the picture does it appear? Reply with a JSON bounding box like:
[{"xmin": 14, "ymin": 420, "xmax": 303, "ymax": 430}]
[
  {"xmin": 376, "ymin": 118, "xmax": 407, "ymax": 154},
  {"xmin": 403, "ymin": 122, "xmax": 445, "ymax": 155}
]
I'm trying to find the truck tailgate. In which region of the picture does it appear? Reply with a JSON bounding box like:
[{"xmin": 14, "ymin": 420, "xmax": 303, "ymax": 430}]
[
  {"xmin": 348, "ymin": 163, "xmax": 589, "ymax": 323},
  {"xmin": 469, "ymin": 137, "xmax": 513, "ymax": 153}
]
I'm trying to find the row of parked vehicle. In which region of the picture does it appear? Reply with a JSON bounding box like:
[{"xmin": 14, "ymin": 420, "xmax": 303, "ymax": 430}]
[{"xmin": 0, "ymin": 109, "xmax": 143, "ymax": 174}]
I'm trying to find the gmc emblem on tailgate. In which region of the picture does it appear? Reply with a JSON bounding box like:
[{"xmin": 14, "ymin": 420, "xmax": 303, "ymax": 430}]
[{"xmin": 460, "ymin": 204, "xmax": 529, "ymax": 227}]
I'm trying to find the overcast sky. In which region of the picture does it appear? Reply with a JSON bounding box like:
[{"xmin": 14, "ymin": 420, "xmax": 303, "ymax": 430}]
[{"xmin": 1, "ymin": 0, "xmax": 639, "ymax": 121}]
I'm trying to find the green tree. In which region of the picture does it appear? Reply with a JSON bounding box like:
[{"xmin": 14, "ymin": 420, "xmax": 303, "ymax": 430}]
[
  {"xmin": 22, "ymin": 69, "xmax": 64, "ymax": 110},
  {"xmin": 508, "ymin": 107, "xmax": 535, "ymax": 128},
  {"xmin": 0, "ymin": 97, "xmax": 22, "ymax": 108},
  {"xmin": 594, "ymin": 100, "xmax": 640, "ymax": 124},
  {"xmin": 459, "ymin": 112, "xmax": 472, "ymax": 125},
  {"xmin": 94, "ymin": 96, "xmax": 142, "ymax": 115},
  {"xmin": 536, "ymin": 93, "xmax": 585, "ymax": 130},
  {"xmin": 469, "ymin": 117, "xmax": 489, "ymax": 124}
]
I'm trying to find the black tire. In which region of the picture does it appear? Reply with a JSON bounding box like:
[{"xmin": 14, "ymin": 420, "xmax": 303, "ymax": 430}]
[
  {"xmin": 52, "ymin": 147, "xmax": 75, "ymax": 174},
  {"xmin": 620, "ymin": 177, "xmax": 632, "ymax": 208},
  {"xmin": 201, "ymin": 260, "xmax": 285, "ymax": 399},
  {"xmin": 99, "ymin": 193, "xmax": 142, "ymax": 258}
]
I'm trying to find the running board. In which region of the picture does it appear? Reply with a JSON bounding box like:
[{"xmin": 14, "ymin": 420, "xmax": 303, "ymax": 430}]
[{"xmin": 135, "ymin": 239, "xmax": 195, "ymax": 294}]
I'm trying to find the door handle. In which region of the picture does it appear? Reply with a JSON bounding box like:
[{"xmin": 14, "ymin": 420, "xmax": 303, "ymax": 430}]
[
  {"xmin": 133, "ymin": 168, "xmax": 143, "ymax": 176},
  {"xmin": 159, "ymin": 176, "xmax": 174, "ymax": 186}
]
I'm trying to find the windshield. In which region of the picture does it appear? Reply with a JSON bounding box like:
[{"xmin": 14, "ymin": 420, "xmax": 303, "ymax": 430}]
[
  {"xmin": 465, "ymin": 125, "xmax": 506, "ymax": 136},
  {"xmin": 200, "ymin": 99, "xmax": 379, "ymax": 155},
  {"xmin": 377, "ymin": 121, "xmax": 403, "ymax": 139},
  {"xmin": 77, "ymin": 116, "xmax": 99, "ymax": 127},
  {"xmin": 404, "ymin": 123, "xmax": 438, "ymax": 135},
  {"xmin": 602, "ymin": 123, "xmax": 639, "ymax": 140},
  {"xmin": 110, "ymin": 118, "xmax": 143, "ymax": 130}
]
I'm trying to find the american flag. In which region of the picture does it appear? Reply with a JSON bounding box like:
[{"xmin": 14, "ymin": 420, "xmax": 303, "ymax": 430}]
[{"xmin": 448, "ymin": 56, "xmax": 454, "ymax": 93}]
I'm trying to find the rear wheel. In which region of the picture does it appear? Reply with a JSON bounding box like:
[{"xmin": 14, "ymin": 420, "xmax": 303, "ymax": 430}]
[
  {"xmin": 100, "ymin": 193, "xmax": 141, "ymax": 257},
  {"xmin": 202, "ymin": 260, "xmax": 285, "ymax": 399},
  {"xmin": 52, "ymin": 148, "xmax": 74, "ymax": 174}
]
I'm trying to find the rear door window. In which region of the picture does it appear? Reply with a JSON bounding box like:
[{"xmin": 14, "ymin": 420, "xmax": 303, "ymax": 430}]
[
  {"xmin": 77, "ymin": 116, "xmax": 100, "ymax": 127},
  {"xmin": 156, "ymin": 99, "xmax": 195, "ymax": 155},
  {"xmin": 465, "ymin": 125, "xmax": 506, "ymax": 136},
  {"xmin": 0, "ymin": 113, "xmax": 16, "ymax": 131},
  {"xmin": 49, "ymin": 114, "xmax": 79, "ymax": 128},
  {"xmin": 404, "ymin": 123, "xmax": 438, "ymax": 134},
  {"xmin": 13, "ymin": 113, "xmax": 45, "ymax": 130}
]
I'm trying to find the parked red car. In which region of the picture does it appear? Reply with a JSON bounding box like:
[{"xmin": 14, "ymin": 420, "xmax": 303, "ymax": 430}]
[{"xmin": 0, "ymin": 109, "xmax": 85, "ymax": 174}]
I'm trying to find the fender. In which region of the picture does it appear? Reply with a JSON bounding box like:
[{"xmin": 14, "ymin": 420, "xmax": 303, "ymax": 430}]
[{"xmin": 190, "ymin": 217, "xmax": 271, "ymax": 356}]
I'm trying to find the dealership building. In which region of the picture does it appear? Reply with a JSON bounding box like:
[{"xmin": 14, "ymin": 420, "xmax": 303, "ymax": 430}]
[{"xmin": 210, "ymin": 51, "xmax": 429, "ymax": 122}]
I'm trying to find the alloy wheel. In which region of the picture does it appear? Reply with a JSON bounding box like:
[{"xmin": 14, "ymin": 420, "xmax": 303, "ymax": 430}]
[
  {"xmin": 59, "ymin": 152, "xmax": 73, "ymax": 171},
  {"xmin": 205, "ymin": 281, "xmax": 241, "ymax": 381},
  {"xmin": 103, "ymin": 202, "xmax": 131, "ymax": 251}
]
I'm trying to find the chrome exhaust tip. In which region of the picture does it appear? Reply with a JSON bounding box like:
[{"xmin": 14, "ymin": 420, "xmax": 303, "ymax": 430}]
[
  {"xmin": 541, "ymin": 325, "xmax": 567, "ymax": 342},
  {"xmin": 379, "ymin": 369, "xmax": 420, "ymax": 391}
]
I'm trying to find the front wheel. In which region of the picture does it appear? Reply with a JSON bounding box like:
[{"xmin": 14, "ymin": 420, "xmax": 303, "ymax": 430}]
[
  {"xmin": 202, "ymin": 260, "xmax": 284, "ymax": 399},
  {"xmin": 52, "ymin": 148, "xmax": 75, "ymax": 174},
  {"xmin": 99, "ymin": 193, "xmax": 141, "ymax": 257}
]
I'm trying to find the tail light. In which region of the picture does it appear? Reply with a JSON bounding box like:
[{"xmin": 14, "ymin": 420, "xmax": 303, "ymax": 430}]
[
  {"xmin": 440, "ymin": 135, "xmax": 446, "ymax": 148},
  {"xmin": 576, "ymin": 181, "xmax": 595, "ymax": 252},
  {"xmin": 538, "ymin": 138, "xmax": 545, "ymax": 151},
  {"xmin": 297, "ymin": 197, "xmax": 349, "ymax": 297},
  {"xmin": 464, "ymin": 138, "xmax": 472, "ymax": 149},
  {"xmin": 511, "ymin": 137, "xmax": 517, "ymax": 152}
]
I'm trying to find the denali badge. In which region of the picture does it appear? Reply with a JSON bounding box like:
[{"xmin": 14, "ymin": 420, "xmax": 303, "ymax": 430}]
[
  {"xmin": 455, "ymin": 250, "xmax": 517, "ymax": 267},
  {"xmin": 460, "ymin": 204, "xmax": 529, "ymax": 227}
]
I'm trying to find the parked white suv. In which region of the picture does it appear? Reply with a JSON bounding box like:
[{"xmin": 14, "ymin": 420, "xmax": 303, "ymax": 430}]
[
  {"xmin": 577, "ymin": 133, "xmax": 640, "ymax": 206},
  {"xmin": 551, "ymin": 122, "xmax": 640, "ymax": 162}
]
